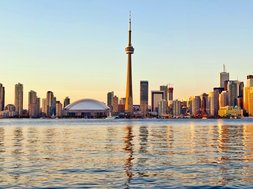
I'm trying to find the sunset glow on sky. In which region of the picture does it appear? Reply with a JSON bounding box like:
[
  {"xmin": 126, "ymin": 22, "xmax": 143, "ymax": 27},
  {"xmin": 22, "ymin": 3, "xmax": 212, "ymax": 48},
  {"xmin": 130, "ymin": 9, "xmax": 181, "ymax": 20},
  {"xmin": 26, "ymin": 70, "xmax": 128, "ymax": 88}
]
[{"xmin": 1, "ymin": 0, "xmax": 253, "ymax": 107}]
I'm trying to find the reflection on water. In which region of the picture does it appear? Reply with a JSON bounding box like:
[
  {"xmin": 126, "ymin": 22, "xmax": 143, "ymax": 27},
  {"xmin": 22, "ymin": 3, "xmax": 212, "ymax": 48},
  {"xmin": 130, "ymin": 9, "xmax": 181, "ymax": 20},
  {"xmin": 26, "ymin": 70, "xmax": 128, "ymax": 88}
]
[{"xmin": 0, "ymin": 119, "xmax": 253, "ymax": 188}]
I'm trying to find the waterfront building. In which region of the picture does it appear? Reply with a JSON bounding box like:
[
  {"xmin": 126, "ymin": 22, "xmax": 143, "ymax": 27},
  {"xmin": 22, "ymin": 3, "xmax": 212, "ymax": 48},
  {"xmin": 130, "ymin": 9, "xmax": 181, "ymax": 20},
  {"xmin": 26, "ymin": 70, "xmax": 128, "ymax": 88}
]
[
  {"xmin": 219, "ymin": 91, "xmax": 228, "ymax": 108},
  {"xmin": 0, "ymin": 84, "xmax": 5, "ymax": 111},
  {"xmin": 0, "ymin": 104, "xmax": 16, "ymax": 118},
  {"xmin": 192, "ymin": 96, "xmax": 201, "ymax": 116},
  {"xmin": 107, "ymin": 91, "xmax": 114, "ymax": 111},
  {"xmin": 237, "ymin": 96, "xmax": 243, "ymax": 109},
  {"xmin": 209, "ymin": 91, "xmax": 219, "ymax": 117},
  {"xmin": 140, "ymin": 81, "xmax": 148, "ymax": 116},
  {"xmin": 200, "ymin": 93, "xmax": 208, "ymax": 116},
  {"xmin": 227, "ymin": 80, "xmax": 238, "ymax": 107},
  {"xmin": 112, "ymin": 95, "xmax": 119, "ymax": 114},
  {"xmin": 28, "ymin": 90, "xmax": 40, "ymax": 118},
  {"xmin": 158, "ymin": 99, "xmax": 167, "ymax": 116},
  {"xmin": 64, "ymin": 97, "xmax": 70, "ymax": 108},
  {"xmin": 172, "ymin": 100, "xmax": 181, "ymax": 117},
  {"xmin": 15, "ymin": 83, "xmax": 23, "ymax": 116},
  {"xmin": 248, "ymin": 88, "xmax": 253, "ymax": 116},
  {"xmin": 168, "ymin": 85, "xmax": 173, "ymax": 101},
  {"xmin": 56, "ymin": 101, "xmax": 63, "ymax": 118},
  {"xmin": 160, "ymin": 85, "xmax": 168, "ymax": 101},
  {"xmin": 63, "ymin": 99, "xmax": 109, "ymax": 118},
  {"xmin": 188, "ymin": 96, "xmax": 194, "ymax": 115},
  {"xmin": 218, "ymin": 106, "xmax": 243, "ymax": 118},
  {"xmin": 244, "ymin": 75, "xmax": 253, "ymax": 113},
  {"xmin": 46, "ymin": 91, "xmax": 55, "ymax": 117},
  {"xmin": 247, "ymin": 75, "xmax": 253, "ymax": 87},
  {"xmin": 151, "ymin": 91, "xmax": 164, "ymax": 112},
  {"xmin": 120, "ymin": 98, "xmax": 126, "ymax": 105},
  {"xmin": 124, "ymin": 13, "xmax": 134, "ymax": 114},
  {"xmin": 220, "ymin": 64, "xmax": 229, "ymax": 88},
  {"xmin": 42, "ymin": 98, "xmax": 47, "ymax": 114}
]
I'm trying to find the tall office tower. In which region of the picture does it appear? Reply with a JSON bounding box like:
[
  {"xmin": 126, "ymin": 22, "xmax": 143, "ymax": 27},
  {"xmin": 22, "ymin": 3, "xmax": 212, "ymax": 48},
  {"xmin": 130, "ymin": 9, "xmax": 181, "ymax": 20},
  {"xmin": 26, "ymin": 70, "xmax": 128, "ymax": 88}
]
[
  {"xmin": 140, "ymin": 81, "xmax": 148, "ymax": 116},
  {"xmin": 208, "ymin": 91, "xmax": 219, "ymax": 117},
  {"xmin": 220, "ymin": 64, "xmax": 229, "ymax": 88},
  {"xmin": 172, "ymin": 100, "xmax": 181, "ymax": 117},
  {"xmin": 247, "ymin": 75, "xmax": 253, "ymax": 87},
  {"xmin": 64, "ymin": 97, "xmax": 70, "ymax": 108},
  {"xmin": 192, "ymin": 96, "xmax": 201, "ymax": 116},
  {"xmin": 244, "ymin": 75, "xmax": 253, "ymax": 113},
  {"xmin": 124, "ymin": 13, "xmax": 134, "ymax": 114},
  {"xmin": 107, "ymin": 91, "xmax": 114, "ymax": 111},
  {"xmin": 227, "ymin": 80, "xmax": 238, "ymax": 107},
  {"xmin": 28, "ymin": 90, "xmax": 40, "ymax": 118},
  {"xmin": 56, "ymin": 101, "xmax": 63, "ymax": 118},
  {"xmin": 200, "ymin": 93, "xmax": 208, "ymax": 115},
  {"xmin": 168, "ymin": 85, "xmax": 173, "ymax": 101},
  {"xmin": 238, "ymin": 81, "xmax": 244, "ymax": 97},
  {"xmin": 158, "ymin": 99, "xmax": 167, "ymax": 116},
  {"xmin": 219, "ymin": 91, "xmax": 228, "ymax": 108},
  {"xmin": 113, "ymin": 96, "xmax": 119, "ymax": 114},
  {"xmin": 160, "ymin": 85, "xmax": 168, "ymax": 101},
  {"xmin": 52, "ymin": 97, "xmax": 56, "ymax": 115},
  {"xmin": 0, "ymin": 84, "xmax": 5, "ymax": 111},
  {"xmin": 46, "ymin": 91, "xmax": 54, "ymax": 117},
  {"xmin": 151, "ymin": 91, "xmax": 164, "ymax": 113},
  {"xmin": 42, "ymin": 98, "xmax": 47, "ymax": 114},
  {"xmin": 15, "ymin": 83, "xmax": 23, "ymax": 116},
  {"xmin": 188, "ymin": 96, "xmax": 194, "ymax": 115},
  {"xmin": 248, "ymin": 88, "xmax": 253, "ymax": 116}
]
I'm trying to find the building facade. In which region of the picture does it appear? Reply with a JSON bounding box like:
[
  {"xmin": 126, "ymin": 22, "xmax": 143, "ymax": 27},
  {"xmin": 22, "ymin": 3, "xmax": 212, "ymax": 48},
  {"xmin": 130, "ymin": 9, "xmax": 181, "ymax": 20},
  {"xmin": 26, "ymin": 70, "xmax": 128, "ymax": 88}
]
[
  {"xmin": 151, "ymin": 91, "xmax": 164, "ymax": 113},
  {"xmin": 15, "ymin": 83, "xmax": 23, "ymax": 116},
  {"xmin": 140, "ymin": 81, "xmax": 148, "ymax": 116},
  {"xmin": 0, "ymin": 84, "xmax": 5, "ymax": 111}
]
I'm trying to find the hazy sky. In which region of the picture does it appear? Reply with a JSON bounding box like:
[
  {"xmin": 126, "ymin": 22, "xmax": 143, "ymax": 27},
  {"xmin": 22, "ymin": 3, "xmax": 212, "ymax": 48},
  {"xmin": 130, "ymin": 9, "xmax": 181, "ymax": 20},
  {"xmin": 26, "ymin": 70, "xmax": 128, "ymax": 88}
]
[{"xmin": 0, "ymin": 0, "xmax": 253, "ymax": 107}]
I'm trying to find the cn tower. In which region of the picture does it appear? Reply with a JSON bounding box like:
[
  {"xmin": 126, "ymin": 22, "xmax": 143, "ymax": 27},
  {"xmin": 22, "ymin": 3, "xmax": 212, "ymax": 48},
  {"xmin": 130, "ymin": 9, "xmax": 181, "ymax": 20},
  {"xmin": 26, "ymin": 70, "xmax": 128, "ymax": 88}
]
[{"xmin": 124, "ymin": 13, "xmax": 134, "ymax": 114}]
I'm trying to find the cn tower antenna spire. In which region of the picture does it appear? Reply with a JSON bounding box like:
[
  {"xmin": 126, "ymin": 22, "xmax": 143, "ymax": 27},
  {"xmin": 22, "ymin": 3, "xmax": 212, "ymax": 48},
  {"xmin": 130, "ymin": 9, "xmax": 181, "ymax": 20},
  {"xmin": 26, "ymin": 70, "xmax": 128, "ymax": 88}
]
[{"xmin": 129, "ymin": 11, "xmax": 131, "ymax": 31}]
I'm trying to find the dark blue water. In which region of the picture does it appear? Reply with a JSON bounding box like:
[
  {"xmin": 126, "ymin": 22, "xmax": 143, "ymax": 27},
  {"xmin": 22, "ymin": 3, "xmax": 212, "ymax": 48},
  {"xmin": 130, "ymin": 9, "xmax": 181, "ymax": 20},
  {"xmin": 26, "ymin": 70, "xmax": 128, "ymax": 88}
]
[{"xmin": 0, "ymin": 119, "xmax": 253, "ymax": 188}]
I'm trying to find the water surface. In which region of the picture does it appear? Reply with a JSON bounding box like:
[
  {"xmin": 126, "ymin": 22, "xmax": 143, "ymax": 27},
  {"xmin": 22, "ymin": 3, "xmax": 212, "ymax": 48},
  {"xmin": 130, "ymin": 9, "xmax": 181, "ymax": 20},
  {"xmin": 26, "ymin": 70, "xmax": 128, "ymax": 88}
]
[{"xmin": 0, "ymin": 119, "xmax": 253, "ymax": 188}]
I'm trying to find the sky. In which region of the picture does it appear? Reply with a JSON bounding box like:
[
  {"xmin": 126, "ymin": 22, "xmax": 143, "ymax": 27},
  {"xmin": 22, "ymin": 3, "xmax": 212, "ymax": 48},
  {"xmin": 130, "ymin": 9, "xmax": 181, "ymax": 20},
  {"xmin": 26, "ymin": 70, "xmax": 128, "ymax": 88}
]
[{"xmin": 0, "ymin": 0, "xmax": 253, "ymax": 108}]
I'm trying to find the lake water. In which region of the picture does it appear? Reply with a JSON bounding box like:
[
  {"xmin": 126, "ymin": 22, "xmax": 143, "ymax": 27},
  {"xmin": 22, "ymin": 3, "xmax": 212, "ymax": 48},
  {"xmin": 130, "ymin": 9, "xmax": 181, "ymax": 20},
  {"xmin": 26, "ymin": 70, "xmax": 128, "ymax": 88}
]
[{"xmin": 0, "ymin": 119, "xmax": 253, "ymax": 188}]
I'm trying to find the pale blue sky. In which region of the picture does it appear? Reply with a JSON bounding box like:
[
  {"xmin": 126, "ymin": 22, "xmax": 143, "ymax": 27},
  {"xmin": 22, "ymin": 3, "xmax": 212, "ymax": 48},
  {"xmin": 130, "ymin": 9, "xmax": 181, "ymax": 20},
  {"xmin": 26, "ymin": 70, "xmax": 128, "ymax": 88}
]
[{"xmin": 0, "ymin": 0, "xmax": 253, "ymax": 107}]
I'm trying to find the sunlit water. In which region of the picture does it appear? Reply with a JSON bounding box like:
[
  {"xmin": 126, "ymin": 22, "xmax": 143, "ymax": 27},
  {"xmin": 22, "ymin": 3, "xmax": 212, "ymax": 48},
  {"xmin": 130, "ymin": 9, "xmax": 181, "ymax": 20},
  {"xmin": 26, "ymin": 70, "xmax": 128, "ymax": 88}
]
[{"xmin": 1, "ymin": 119, "xmax": 253, "ymax": 188}]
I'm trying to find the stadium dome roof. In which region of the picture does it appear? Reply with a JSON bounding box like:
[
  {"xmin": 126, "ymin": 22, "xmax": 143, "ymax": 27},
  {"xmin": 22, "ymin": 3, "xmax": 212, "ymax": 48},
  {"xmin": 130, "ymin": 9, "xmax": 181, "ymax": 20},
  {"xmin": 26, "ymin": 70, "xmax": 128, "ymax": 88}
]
[{"xmin": 65, "ymin": 99, "xmax": 109, "ymax": 111}]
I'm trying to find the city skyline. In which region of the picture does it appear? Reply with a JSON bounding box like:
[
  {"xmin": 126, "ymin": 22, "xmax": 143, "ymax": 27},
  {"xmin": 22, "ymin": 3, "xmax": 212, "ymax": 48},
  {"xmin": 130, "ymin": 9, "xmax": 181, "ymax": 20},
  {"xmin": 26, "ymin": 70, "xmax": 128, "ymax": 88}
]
[{"xmin": 1, "ymin": 1, "xmax": 253, "ymax": 107}]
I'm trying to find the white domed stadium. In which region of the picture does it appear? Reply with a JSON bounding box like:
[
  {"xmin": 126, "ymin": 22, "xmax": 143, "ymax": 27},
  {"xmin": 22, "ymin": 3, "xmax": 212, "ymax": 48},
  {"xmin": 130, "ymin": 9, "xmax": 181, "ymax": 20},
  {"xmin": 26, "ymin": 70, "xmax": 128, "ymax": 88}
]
[{"xmin": 63, "ymin": 99, "xmax": 109, "ymax": 118}]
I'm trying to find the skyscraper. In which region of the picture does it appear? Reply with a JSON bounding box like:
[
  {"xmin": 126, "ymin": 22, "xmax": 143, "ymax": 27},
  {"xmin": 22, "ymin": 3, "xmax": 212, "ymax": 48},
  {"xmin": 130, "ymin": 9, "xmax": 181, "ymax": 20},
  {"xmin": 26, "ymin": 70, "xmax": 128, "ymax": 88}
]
[
  {"xmin": 172, "ymin": 100, "xmax": 181, "ymax": 117},
  {"xmin": 46, "ymin": 91, "xmax": 55, "ymax": 117},
  {"xmin": 107, "ymin": 91, "xmax": 114, "ymax": 111},
  {"xmin": 244, "ymin": 75, "xmax": 253, "ymax": 113},
  {"xmin": 140, "ymin": 81, "xmax": 148, "ymax": 116},
  {"xmin": 227, "ymin": 80, "xmax": 238, "ymax": 107},
  {"xmin": 56, "ymin": 101, "xmax": 63, "ymax": 118},
  {"xmin": 160, "ymin": 85, "xmax": 168, "ymax": 101},
  {"xmin": 15, "ymin": 83, "xmax": 23, "ymax": 116},
  {"xmin": 208, "ymin": 91, "xmax": 219, "ymax": 117},
  {"xmin": 64, "ymin": 97, "xmax": 70, "ymax": 108},
  {"xmin": 28, "ymin": 90, "xmax": 40, "ymax": 118},
  {"xmin": 151, "ymin": 91, "xmax": 164, "ymax": 113},
  {"xmin": 220, "ymin": 64, "xmax": 229, "ymax": 88},
  {"xmin": 124, "ymin": 13, "xmax": 134, "ymax": 114},
  {"xmin": 247, "ymin": 75, "xmax": 253, "ymax": 87},
  {"xmin": 219, "ymin": 91, "xmax": 228, "ymax": 108},
  {"xmin": 0, "ymin": 84, "xmax": 5, "ymax": 111},
  {"xmin": 113, "ymin": 95, "xmax": 119, "ymax": 114},
  {"xmin": 192, "ymin": 96, "xmax": 201, "ymax": 116},
  {"xmin": 200, "ymin": 93, "xmax": 208, "ymax": 115},
  {"xmin": 168, "ymin": 85, "xmax": 174, "ymax": 101},
  {"xmin": 42, "ymin": 98, "xmax": 47, "ymax": 115}
]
